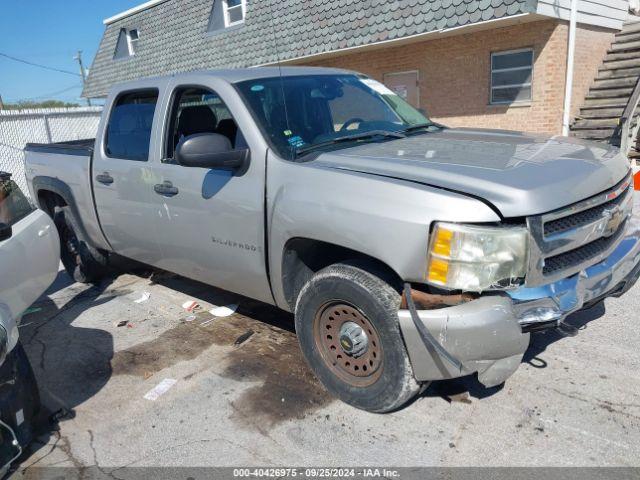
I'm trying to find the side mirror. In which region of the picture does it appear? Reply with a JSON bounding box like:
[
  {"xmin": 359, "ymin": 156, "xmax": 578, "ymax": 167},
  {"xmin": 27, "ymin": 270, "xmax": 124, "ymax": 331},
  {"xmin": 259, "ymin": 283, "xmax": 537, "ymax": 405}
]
[
  {"xmin": 0, "ymin": 223, "xmax": 11, "ymax": 242},
  {"xmin": 176, "ymin": 133, "xmax": 250, "ymax": 171}
]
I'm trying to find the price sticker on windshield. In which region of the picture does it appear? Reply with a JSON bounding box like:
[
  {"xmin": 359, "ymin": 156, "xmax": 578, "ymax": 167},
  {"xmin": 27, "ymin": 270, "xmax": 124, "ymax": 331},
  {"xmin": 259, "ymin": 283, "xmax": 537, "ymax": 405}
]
[{"xmin": 360, "ymin": 78, "xmax": 396, "ymax": 96}]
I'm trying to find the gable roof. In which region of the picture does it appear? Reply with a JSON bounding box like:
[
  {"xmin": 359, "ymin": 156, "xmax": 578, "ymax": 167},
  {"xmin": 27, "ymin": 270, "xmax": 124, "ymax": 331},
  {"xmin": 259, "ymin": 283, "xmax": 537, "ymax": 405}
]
[{"xmin": 83, "ymin": 0, "xmax": 538, "ymax": 98}]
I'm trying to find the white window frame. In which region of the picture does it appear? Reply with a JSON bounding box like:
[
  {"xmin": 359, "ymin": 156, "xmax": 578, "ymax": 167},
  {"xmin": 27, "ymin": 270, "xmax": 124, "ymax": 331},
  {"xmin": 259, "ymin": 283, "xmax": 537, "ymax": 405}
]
[
  {"xmin": 490, "ymin": 48, "xmax": 534, "ymax": 105},
  {"xmin": 222, "ymin": 0, "xmax": 246, "ymax": 27},
  {"xmin": 126, "ymin": 29, "xmax": 139, "ymax": 56}
]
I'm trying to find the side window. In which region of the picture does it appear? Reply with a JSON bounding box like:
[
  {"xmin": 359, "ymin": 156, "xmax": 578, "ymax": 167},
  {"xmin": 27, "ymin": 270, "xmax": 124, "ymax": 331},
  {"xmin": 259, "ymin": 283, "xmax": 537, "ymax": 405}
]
[
  {"xmin": 164, "ymin": 87, "xmax": 246, "ymax": 162},
  {"xmin": 0, "ymin": 173, "xmax": 35, "ymax": 227},
  {"xmin": 490, "ymin": 49, "xmax": 533, "ymax": 105},
  {"xmin": 105, "ymin": 90, "xmax": 158, "ymax": 161}
]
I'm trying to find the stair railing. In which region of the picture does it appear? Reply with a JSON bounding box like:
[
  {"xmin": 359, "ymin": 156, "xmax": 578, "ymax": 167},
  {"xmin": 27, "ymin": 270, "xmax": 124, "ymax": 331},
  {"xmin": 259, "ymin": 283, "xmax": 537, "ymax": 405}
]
[{"xmin": 619, "ymin": 76, "xmax": 640, "ymax": 156}]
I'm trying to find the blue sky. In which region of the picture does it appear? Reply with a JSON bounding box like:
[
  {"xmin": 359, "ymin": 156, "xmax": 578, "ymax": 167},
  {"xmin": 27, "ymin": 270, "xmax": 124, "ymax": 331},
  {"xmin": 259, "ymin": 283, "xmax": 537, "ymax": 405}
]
[{"xmin": 0, "ymin": 0, "xmax": 140, "ymax": 104}]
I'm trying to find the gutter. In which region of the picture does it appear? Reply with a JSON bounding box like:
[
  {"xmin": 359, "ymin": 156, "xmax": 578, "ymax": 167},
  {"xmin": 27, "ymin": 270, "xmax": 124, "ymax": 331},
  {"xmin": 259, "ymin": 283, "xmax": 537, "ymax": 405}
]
[
  {"xmin": 562, "ymin": 0, "xmax": 579, "ymax": 137},
  {"xmin": 103, "ymin": 0, "xmax": 171, "ymax": 25}
]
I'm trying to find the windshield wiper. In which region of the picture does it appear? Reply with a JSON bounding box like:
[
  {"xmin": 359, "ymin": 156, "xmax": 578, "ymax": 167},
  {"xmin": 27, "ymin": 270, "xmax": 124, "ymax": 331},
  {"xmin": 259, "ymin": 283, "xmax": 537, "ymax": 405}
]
[
  {"xmin": 402, "ymin": 122, "xmax": 445, "ymax": 134},
  {"xmin": 295, "ymin": 129, "xmax": 406, "ymax": 157}
]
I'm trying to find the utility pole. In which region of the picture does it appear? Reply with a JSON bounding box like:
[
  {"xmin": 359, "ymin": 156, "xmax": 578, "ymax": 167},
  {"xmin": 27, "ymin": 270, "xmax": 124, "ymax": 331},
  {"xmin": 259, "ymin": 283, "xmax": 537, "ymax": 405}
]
[
  {"xmin": 74, "ymin": 50, "xmax": 92, "ymax": 107},
  {"xmin": 0, "ymin": 94, "xmax": 4, "ymax": 110}
]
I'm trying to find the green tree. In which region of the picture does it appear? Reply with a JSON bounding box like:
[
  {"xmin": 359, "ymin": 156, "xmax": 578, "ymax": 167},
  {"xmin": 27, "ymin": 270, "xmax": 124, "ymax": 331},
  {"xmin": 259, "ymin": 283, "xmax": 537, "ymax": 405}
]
[{"xmin": 1, "ymin": 99, "xmax": 80, "ymax": 110}]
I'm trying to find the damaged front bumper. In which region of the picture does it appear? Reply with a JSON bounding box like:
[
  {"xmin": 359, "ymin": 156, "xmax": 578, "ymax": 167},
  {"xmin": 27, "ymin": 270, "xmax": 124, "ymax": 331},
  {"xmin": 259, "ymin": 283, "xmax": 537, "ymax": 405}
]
[{"xmin": 398, "ymin": 215, "xmax": 640, "ymax": 388}]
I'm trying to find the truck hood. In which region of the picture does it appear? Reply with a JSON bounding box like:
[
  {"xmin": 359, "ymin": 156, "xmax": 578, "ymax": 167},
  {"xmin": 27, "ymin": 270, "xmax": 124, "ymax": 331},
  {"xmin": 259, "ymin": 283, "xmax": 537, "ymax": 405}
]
[{"xmin": 313, "ymin": 128, "xmax": 630, "ymax": 218}]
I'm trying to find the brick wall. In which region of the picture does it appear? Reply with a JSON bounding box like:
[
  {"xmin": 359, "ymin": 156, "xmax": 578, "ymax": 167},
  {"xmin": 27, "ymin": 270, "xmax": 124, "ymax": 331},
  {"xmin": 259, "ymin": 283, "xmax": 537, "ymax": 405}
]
[{"xmin": 304, "ymin": 19, "xmax": 615, "ymax": 136}]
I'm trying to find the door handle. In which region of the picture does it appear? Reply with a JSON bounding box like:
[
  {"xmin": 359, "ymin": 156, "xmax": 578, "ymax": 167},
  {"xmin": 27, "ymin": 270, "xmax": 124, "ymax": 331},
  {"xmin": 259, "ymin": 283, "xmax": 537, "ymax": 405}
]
[
  {"xmin": 96, "ymin": 172, "xmax": 114, "ymax": 185},
  {"xmin": 38, "ymin": 224, "xmax": 51, "ymax": 237},
  {"xmin": 154, "ymin": 181, "xmax": 179, "ymax": 197}
]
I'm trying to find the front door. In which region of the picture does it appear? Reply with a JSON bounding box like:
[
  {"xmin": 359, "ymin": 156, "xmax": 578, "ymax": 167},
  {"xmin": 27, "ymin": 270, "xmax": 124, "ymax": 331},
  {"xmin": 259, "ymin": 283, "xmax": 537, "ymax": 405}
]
[
  {"xmin": 149, "ymin": 83, "xmax": 273, "ymax": 304},
  {"xmin": 92, "ymin": 88, "xmax": 164, "ymax": 266},
  {"xmin": 383, "ymin": 71, "xmax": 420, "ymax": 108}
]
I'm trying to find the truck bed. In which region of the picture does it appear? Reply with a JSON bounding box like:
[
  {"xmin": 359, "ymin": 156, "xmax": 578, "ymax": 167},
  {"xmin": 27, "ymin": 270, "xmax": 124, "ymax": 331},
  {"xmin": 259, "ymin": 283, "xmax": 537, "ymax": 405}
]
[
  {"xmin": 24, "ymin": 137, "xmax": 111, "ymax": 253},
  {"xmin": 25, "ymin": 138, "xmax": 95, "ymax": 157}
]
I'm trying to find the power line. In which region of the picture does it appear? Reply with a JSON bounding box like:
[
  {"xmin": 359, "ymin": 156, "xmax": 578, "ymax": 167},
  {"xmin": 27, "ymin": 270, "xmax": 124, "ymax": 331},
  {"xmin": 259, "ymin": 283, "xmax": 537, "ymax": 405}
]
[
  {"xmin": 0, "ymin": 52, "xmax": 81, "ymax": 77},
  {"xmin": 30, "ymin": 84, "xmax": 82, "ymax": 100},
  {"xmin": 2, "ymin": 85, "xmax": 82, "ymax": 103}
]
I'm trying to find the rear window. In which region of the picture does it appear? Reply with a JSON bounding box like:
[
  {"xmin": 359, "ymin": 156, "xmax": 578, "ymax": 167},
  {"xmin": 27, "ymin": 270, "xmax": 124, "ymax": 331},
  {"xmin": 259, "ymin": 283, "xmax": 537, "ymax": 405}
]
[
  {"xmin": 0, "ymin": 174, "xmax": 35, "ymax": 227},
  {"xmin": 105, "ymin": 90, "xmax": 158, "ymax": 161}
]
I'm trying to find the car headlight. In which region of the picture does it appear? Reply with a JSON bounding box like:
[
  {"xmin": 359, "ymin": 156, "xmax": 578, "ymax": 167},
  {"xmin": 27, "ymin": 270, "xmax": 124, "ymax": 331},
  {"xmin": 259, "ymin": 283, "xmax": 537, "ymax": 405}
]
[{"xmin": 426, "ymin": 222, "xmax": 529, "ymax": 292}]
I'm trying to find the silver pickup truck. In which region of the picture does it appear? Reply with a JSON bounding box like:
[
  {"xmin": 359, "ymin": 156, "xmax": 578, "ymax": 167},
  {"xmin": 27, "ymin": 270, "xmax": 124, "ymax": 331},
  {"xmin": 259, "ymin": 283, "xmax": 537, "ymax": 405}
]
[{"xmin": 24, "ymin": 67, "xmax": 640, "ymax": 413}]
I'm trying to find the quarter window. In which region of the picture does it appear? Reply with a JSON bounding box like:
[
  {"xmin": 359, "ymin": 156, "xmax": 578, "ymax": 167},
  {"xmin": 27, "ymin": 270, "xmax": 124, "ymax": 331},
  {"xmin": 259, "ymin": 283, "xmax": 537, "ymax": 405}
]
[
  {"xmin": 105, "ymin": 90, "xmax": 158, "ymax": 161},
  {"xmin": 0, "ymin": 173, "xmax": 35, "ymax": 227},
  {"xmin": 490, "ymin": 49, "xmax": 533, "ymax": 105}
]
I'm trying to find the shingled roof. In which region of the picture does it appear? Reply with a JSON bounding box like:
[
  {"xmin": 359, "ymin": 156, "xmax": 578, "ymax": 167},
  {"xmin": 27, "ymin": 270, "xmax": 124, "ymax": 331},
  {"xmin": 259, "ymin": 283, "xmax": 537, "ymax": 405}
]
[{"xmin": 83, "ymin": 0, "xmax": 535, "ymax": 98}]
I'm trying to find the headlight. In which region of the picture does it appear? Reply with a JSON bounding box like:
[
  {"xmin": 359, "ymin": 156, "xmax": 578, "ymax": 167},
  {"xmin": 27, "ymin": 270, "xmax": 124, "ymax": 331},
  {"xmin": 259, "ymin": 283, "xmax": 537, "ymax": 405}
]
[{"xmin": 426, "ymin": 222, "xmax": 529, "ymax": 292}]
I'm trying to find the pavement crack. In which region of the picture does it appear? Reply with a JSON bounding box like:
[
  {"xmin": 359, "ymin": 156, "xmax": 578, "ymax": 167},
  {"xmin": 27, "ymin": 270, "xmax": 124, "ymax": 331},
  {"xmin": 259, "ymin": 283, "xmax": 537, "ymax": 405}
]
[
  {"xmin": 34, "ymin": 338, "xmax": 47, "ymax": 371},
  {"xmin": 58, "ymin": 433, "xmax": 87, "ymax": 478},
  {"xmin": 88, "ymin": 429, "xmax": 123, "ymax": 480}
]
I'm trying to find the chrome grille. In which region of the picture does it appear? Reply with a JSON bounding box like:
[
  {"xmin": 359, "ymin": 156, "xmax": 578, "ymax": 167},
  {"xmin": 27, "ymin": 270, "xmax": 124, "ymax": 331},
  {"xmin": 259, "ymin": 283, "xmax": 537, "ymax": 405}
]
[
  {"xmin": 543, "ymin": 192, "xmax": 627, "ymax": 237},
  {"xmin": 526, "ymin": 172, "xmax": 633, "ymax": 287},
  {"xmin": 542, "ymin": 221, "xmax": 627, "ymax": 275}
]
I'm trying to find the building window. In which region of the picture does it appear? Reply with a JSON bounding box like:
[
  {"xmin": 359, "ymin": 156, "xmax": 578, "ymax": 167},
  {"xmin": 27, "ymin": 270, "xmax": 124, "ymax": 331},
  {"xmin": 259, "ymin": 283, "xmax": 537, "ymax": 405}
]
[
  {"xmin": 490, "ymin": 49, "xmax": 533, "ymax": 105},
  {"xmin": 223, "ymin": 0, "xmax": 246, "ymax": 27},
  {"xmin": 113, "ymin": 28, "xmax": 139, "ymax": 59}
]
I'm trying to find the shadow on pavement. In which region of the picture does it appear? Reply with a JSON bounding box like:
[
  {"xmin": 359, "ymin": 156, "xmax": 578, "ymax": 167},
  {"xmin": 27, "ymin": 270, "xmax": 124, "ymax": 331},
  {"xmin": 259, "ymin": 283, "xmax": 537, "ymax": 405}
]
[{"xmin": 16, "ymin": 271, "xmax": 119, "ymax": 468}]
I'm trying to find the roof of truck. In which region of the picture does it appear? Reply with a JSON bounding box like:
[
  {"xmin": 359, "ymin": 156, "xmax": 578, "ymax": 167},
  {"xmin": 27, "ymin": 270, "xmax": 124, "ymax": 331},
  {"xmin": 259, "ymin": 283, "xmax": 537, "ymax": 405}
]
[{"xmin": 109, "ymin": 66, "xmax": 357, "ymax": 92}]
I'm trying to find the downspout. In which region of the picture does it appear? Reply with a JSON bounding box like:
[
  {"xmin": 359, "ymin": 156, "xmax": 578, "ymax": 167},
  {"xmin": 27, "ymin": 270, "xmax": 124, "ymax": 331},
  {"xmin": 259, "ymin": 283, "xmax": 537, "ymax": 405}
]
[{"xmin": 562, "ymin": 0, "xmax": 579, "ymax": 137}]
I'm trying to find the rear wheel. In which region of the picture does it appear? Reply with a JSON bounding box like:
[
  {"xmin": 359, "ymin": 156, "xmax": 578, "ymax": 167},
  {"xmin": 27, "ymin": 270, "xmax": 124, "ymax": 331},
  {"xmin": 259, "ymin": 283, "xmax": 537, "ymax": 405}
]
[
  {"xmin": 53, "ymin": 206, "xmax": 107, "ymax": 283},
  {"xmin": 295, "ymin": 262, "xmax": 420, "ymax": 413}
]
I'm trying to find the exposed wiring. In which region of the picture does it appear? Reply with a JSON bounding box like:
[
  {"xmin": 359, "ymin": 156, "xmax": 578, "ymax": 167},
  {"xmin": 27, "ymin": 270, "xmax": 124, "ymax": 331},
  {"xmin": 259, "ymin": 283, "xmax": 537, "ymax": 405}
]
[
  {"xmin": 0, "ymin": 418, "xmax": 22, "ymax": 474},
  {"xmin": 0, "ymin": 52, "xmax": 80, "ymax": 77}
]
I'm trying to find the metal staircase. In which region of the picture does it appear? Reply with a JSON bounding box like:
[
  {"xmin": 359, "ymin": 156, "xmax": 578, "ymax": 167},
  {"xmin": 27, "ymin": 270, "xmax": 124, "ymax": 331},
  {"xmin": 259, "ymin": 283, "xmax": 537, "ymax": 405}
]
[{"xmin": 571, "ymin": 20, "xmax": 640, "ymax": 159}]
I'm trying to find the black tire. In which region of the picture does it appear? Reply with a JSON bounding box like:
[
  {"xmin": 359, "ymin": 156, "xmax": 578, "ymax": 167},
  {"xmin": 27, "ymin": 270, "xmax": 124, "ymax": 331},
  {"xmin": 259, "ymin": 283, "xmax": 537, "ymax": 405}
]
[
  {"xmin": 295, "ymin": 262, "xmax": 420, "ymax": 413},
  {"xmin": 53, "ymin": 206, "xmax": 107, "ymax": 283}
]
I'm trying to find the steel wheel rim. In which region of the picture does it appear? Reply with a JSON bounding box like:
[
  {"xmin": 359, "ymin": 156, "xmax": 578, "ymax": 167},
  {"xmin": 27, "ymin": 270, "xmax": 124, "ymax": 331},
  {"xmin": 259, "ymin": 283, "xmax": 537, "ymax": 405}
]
[{"xmin": 313, "ymin": 301, "xmax": 383, "ymax": 387}]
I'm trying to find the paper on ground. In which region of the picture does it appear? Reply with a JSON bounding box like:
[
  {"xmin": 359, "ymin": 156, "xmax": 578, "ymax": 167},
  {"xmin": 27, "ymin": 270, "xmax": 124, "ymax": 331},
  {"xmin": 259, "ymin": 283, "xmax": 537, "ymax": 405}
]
[
  {"xmin": 144, "ymin": 378, "xmax": 177, "ymax": 401},
  {"xmin": 182, "ymin": 300, "xmax": 199, "ymax": 312},
  {"xmin": 134, "ymin": 291, "xmax": 151, "ymax": 304},
  {"xmin": 209, "ymin": 304, "xmax": 238, "ymax": 317}
]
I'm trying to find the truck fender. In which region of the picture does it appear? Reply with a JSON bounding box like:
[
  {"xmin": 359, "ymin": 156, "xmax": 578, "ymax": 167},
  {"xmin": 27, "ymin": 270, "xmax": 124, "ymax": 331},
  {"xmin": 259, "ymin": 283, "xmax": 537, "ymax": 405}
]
[{"xmin": 31, "ymin": 176, "xmax": 102, "ymax": 251}]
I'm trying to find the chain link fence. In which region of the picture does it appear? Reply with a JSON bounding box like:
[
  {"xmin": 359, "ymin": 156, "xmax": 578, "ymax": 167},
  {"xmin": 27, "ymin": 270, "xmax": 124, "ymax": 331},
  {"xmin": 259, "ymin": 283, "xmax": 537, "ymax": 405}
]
[{"xmin": 0, "ymin": 107, "xmax": 103, "ymax": 196}]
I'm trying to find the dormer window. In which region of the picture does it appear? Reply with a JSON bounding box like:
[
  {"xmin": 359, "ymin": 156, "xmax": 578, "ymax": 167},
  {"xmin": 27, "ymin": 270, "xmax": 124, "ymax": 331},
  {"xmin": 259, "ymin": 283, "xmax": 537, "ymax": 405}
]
[
  {"xmin": 223, "ymin": 0, "xmax": 246, "ymax": 27},
  {"xmin": 208, "ymin": 0, "xmax": 246, "ymax": 33},
  {"xmin": 114, "ymin": 28, "xmax": 139, "ymax": 59}
]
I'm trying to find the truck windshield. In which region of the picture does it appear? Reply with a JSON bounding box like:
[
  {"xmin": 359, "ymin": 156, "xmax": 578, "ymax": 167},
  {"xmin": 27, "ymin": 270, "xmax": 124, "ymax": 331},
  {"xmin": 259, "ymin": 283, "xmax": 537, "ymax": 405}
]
[{"xmin": 235, "ymin": 74, "xmax": 436, "ymax": 160}]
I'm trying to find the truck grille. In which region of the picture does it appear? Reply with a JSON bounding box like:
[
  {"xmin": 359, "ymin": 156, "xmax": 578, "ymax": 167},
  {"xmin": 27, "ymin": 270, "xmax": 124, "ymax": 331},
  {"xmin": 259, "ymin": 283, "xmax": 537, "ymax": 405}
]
[
  {"xmin": 543, "ymin": 191, "xmax": 627, "ymax": 237},
  {"xmin": 526, "ymin": 172, "xmax": 633, "ymax": 287},
  {"xmin": 542, "ymin": 222, "xmax": 626, "ymax": 275}
]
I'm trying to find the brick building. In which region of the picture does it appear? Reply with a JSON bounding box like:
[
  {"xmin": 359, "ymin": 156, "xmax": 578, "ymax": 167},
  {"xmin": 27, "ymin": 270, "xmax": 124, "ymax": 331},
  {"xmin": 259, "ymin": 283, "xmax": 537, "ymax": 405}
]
[{"xmin": 83, "ymin": 0, "xmax": 631, "ymax": 136}]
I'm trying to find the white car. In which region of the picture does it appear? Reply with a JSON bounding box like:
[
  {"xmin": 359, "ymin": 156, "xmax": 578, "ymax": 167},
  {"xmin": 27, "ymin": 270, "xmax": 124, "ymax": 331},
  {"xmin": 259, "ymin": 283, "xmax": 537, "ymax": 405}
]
[{"xmin": 0, "ymin": 171, "xmax": 59, "ymax": 472}]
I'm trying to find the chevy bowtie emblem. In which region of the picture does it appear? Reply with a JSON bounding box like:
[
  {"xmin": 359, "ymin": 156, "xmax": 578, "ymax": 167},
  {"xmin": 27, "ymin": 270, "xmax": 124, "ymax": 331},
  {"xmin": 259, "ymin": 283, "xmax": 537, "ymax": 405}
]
[{"xmin": 602, "ymin": 207, "xmax": 623, "ymax": 237}]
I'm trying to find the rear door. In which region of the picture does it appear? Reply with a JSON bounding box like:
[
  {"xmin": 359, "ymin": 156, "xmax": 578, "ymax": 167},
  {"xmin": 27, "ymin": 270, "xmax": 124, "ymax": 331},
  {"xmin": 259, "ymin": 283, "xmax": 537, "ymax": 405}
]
[
  {"xmin": 0, "ymin": 175, "xmax": 59, "ymax": 349},
  {"xmin": 147, "ymin": 79, "xmax": 273, "ymax": 303},
  {"xmin": 92, "ymin": 87, "xmax": 164, "ymax": 265}
]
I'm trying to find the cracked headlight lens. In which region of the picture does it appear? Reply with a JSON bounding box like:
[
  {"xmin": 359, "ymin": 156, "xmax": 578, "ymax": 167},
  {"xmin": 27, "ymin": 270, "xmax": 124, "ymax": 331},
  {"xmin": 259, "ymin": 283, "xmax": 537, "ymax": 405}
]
[{"xmin": 427, "ymin": 222, "xmax": 529, "ymax": 292}]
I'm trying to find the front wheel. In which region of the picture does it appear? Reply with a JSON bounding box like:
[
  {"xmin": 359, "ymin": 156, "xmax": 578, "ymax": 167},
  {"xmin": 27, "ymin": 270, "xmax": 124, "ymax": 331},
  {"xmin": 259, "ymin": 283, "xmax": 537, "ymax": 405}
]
[{"xmin": 295, "ymin": 262, "xmax": 420, "ymax": 413}]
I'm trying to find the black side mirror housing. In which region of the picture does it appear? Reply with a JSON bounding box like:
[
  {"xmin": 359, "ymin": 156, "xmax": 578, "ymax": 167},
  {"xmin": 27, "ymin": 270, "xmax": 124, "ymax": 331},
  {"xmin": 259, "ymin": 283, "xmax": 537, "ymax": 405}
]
[
  {"xmin": 176, "ymin": 133, "xmax": 250, "ymax": 171},
  {"xmin": 0, "ymin": 223, "xmax": 12, "ymax": 242}
]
